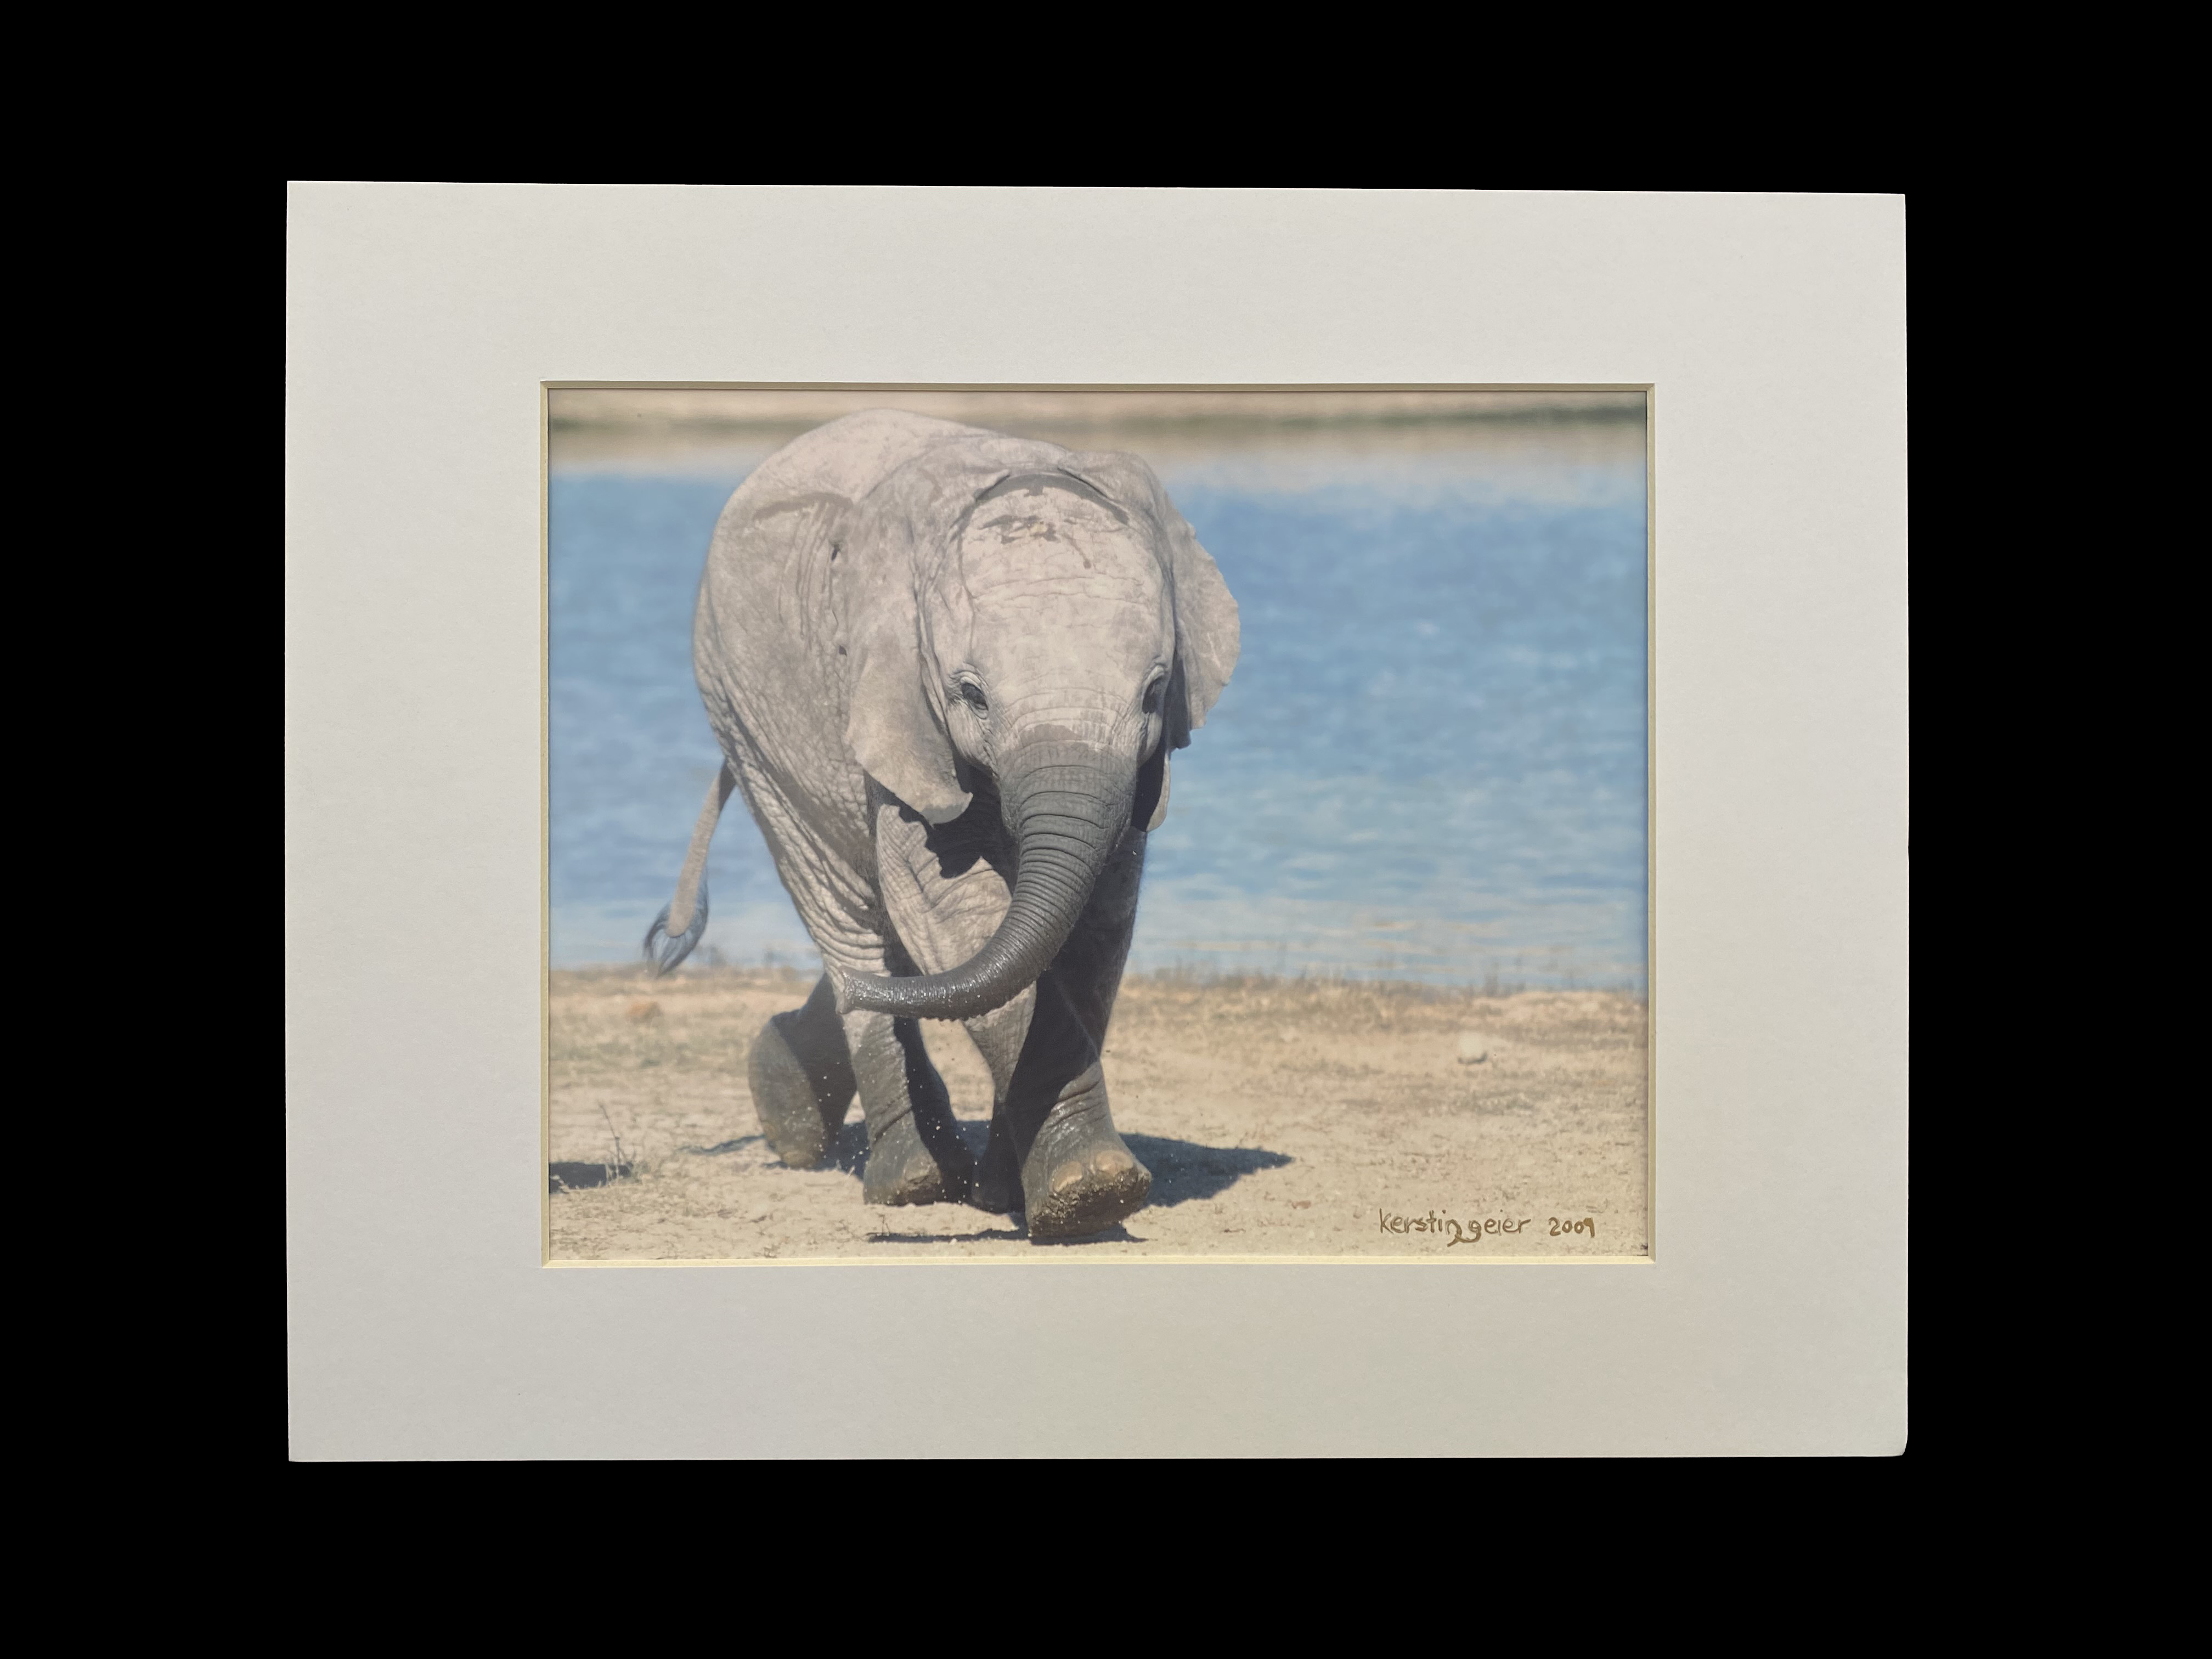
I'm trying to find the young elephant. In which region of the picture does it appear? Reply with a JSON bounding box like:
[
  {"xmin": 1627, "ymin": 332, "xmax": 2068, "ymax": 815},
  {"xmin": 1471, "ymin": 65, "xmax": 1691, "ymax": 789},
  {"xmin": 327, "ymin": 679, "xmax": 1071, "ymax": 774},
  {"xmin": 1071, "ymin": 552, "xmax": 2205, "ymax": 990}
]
[{"xmin": 644, "ymin": 410, "xmax": 1239, "ymax": 1239}]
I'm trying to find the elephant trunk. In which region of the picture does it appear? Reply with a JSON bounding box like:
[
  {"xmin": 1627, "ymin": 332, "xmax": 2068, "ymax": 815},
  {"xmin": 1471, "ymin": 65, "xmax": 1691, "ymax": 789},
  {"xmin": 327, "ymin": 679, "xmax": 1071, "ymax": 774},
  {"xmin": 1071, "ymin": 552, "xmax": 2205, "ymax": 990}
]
[{"xmin": 836, "ymin": 738, "xmax": 1137, "ymax": 1022}]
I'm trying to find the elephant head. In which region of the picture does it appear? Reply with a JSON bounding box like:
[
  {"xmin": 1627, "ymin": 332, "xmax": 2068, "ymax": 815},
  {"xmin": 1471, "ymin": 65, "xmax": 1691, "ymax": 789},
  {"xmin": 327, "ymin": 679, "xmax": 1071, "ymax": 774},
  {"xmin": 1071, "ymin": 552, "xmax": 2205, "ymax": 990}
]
[{"xmin": 834, "ymin": 443, "xmax": 1239, "ymax": 1022}]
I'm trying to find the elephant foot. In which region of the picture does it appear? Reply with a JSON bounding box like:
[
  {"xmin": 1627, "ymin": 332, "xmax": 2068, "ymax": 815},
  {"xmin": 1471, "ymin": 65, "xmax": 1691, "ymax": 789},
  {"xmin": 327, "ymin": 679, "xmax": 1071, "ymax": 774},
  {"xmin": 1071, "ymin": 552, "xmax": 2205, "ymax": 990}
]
[
  {"xmin": 862, "ymin": 1109, "xmax": 976, "ymax": 1207},
  {"xmin": 748, "ymin": 1007, "xmax": 854, "ymax": 1170},
  {"xmin": 1020, "ymin": 1091, "xmax": 1150, "ymax": 1240}
]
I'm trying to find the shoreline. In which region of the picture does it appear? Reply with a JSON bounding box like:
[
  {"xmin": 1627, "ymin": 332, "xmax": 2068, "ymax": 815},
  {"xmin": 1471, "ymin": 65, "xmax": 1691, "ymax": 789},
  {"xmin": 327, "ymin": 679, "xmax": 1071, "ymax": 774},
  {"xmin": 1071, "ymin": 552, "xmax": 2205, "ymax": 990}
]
[
  {"xmin": 547, "ymin": 387, "xmax": 1647, "ymax": 427},
  {"xmin": 544, "ymin": 390, "xmax": 1650, "ymax": 477},
  {"xmin": 551, "ymin": 962, "xmax": 1650, "ymax": 1000}
]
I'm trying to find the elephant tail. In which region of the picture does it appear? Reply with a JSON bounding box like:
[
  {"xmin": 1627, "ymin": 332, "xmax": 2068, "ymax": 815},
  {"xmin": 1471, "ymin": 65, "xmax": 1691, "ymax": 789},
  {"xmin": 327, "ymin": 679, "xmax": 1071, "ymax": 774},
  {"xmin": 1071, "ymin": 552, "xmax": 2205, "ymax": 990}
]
[{"xmin": 643, "ymin": 763, "xmax": 738, "ymax": 977}]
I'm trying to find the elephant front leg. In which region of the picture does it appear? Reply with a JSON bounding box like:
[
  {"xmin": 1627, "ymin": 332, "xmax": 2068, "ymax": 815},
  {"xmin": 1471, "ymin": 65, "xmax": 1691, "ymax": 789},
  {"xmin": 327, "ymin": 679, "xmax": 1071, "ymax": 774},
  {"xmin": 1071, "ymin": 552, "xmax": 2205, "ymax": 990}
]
[
  {"xmin": 842, "ymin": 1007, "xmax": 977, "ymax": 1206},
  {"xmin": 973, "ymin": 828, "xmax": 1150, "ymax": 1238},
  {"xmin": 991, "ymin": 979, "xmax": 1150, "ymax": 1238},
  {"xmin": 964, "ymin": 990, "xmax": 1034, "ymax": 1215}
]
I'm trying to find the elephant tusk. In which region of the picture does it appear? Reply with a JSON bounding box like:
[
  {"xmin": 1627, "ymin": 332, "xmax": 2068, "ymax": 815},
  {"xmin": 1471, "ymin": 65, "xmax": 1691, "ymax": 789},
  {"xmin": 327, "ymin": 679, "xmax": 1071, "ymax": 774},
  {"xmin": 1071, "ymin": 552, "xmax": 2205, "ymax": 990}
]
[{"xmin": 1147, "ymin": 757, "xmax": 1170, "ymax": 831}]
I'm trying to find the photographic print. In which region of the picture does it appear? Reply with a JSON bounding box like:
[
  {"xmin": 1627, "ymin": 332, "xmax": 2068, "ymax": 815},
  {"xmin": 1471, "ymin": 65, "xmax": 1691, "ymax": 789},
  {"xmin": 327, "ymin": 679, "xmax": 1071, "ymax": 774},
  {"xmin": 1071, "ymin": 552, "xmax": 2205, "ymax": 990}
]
[{"xmin": 545, "ymin": 387, "xmax": 1650, "ymax": 1260}]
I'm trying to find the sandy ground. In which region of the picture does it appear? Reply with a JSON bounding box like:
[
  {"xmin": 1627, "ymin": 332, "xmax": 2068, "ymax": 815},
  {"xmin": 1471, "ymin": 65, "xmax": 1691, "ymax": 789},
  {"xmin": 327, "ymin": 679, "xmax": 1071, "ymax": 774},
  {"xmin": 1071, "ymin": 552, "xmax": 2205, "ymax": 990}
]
[{"xmin": 547, "ymin": 968, "xmax": 1649, "ymax": 1261}]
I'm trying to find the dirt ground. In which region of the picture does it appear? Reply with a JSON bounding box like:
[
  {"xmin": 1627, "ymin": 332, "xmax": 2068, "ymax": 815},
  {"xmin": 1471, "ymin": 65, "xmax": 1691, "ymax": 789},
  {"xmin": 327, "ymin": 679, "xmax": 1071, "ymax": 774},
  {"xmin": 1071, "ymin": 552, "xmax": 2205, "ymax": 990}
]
[{"xmin": 546, "ymin": 967, "xmax": 1649, "ymax": 1260}]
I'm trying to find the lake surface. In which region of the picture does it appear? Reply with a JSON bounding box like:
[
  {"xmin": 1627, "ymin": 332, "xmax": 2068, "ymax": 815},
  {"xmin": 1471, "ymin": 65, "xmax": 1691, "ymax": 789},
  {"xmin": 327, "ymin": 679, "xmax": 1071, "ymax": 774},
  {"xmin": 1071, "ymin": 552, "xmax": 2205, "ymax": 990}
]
[{"xmin": 550, "ymin": 419, "xmax": 1647, "ymax": 989}]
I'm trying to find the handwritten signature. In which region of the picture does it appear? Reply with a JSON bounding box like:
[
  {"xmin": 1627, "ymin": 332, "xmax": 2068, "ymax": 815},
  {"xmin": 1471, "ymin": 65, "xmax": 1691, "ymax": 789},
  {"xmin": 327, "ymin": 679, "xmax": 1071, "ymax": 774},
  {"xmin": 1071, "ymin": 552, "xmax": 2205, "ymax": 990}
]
[{"xmin": 1379, "ymin": 1211, "xmax": 1595, "ymax": 1245}]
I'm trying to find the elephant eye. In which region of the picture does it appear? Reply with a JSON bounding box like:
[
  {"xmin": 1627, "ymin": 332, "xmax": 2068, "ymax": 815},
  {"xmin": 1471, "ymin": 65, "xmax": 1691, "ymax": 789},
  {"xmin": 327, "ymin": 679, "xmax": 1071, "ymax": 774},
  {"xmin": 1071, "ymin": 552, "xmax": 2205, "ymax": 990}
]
[{"xmin": 958, "ymin": 681, "xmax": 989, "ymax": 714}]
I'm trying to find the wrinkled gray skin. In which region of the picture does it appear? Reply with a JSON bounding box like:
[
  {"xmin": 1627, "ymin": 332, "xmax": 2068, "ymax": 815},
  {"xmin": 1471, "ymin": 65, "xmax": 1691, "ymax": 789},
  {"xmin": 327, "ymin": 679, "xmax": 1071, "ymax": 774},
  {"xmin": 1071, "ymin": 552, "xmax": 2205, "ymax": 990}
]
[{"xmin": 643, "ymin": 411, "xmax": 1239, "ymax": 1239}]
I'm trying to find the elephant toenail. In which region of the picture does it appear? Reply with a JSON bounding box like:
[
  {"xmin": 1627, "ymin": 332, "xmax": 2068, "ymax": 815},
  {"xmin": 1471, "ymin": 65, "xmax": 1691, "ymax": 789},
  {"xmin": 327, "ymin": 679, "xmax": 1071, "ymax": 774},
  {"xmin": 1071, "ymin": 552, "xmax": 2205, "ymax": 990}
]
[
  {"xmin": 1049, "ymin": 1160, "xmax": 1085, "ymax": 1194},
  {"xmin": 1093, "ymin": 1149, "xmax": 1133, "ymax": 1176}
]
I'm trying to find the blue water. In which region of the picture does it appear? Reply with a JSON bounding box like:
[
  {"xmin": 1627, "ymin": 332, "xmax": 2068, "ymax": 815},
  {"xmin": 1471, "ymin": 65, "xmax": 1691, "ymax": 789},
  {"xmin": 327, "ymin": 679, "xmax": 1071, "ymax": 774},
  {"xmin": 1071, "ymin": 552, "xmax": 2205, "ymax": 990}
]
[{"xmin": 550, "ymin": 437, "xmax": 1647, "ymax": 989}]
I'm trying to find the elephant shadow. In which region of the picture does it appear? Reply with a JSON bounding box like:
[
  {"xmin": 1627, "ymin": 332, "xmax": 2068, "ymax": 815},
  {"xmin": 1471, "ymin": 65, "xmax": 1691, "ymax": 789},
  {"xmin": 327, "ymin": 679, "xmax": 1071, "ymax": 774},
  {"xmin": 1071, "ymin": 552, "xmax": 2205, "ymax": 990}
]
[
  {"xmin": 548, "ymin": 1160, "xmax": 635, "ymax": 1193},
  {"xmin": 1121, "ymin": 1134, "xmax": 1293, "ymax": 1206},
  {"xmin": 826, "ymin": 1119, "xmax": 1291, "ymax": 1214}
]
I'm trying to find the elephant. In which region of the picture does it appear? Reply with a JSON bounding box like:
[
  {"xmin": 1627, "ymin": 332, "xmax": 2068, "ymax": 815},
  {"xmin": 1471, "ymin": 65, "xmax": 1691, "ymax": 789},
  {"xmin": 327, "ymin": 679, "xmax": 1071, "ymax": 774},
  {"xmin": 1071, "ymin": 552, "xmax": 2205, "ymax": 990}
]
[{"xmin": 642, "ymin": 410, "xmax": 1239, "ymax": 1239}]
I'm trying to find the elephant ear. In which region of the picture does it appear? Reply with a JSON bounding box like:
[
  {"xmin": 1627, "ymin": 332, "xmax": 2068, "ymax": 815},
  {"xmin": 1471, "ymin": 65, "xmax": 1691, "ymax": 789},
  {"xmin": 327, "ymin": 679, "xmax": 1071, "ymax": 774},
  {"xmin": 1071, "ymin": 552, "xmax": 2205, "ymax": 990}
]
[
  {"xmin": 1059, "ymin": 450, "xmax": 1240, "ymax": 751},
  {"xmin": 1157, "ymin": 496, "xmax": 1239, "ymax": 749},
  {"xmin": 838, "ymin": 492, "xmax": 973, "ymax": 826}
]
